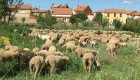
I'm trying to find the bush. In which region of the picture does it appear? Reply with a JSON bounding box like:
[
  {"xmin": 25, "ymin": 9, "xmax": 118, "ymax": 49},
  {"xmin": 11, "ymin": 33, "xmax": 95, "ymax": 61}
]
[
  {"xmin": 121, "ymin": 19, "xmax": 140, "ymax": 33},
  {"xmin": 70, "ymin": 12, "xmax": 88, "ymax": 24},
  {"xmin": 113, "ymin": 19, "xmax": 122, "ymax": 29}
]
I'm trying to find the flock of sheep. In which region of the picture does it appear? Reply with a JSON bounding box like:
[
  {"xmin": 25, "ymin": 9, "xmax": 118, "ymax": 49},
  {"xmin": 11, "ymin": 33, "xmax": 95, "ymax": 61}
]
[{"xmin": 0, "ymin": 28, "xmax": 140, "ymax": 79}]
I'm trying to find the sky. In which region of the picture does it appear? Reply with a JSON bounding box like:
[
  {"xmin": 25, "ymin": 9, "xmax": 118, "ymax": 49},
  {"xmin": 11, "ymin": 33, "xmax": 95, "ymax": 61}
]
[{"xmin": 23, "ymin": 0, "xmax": 140, "ymax": 11}]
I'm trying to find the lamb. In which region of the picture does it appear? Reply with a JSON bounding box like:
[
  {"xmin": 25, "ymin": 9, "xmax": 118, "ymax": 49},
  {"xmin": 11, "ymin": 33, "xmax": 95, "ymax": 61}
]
[
  {"xmin": 136, "ymin": 48, "xmax": 140, "ymax": 53},
  {"xmin": 57, "ymin": 39, "xmax": 64, "ymax": 46},
  {"xmin": 29, "ymin": 56, "xmax": 45, "ymax": 79},
  {"xmin": 83, "ymin": 53, "xmax": 101, "ymax": 73},
  {"xmin": 45, "ymin": 55, "xmax": 69, "ymax": 75},
  {"xmin": 18, "ymin": 50, "xmax": 36, "ymax": 70},
  {"xmin": 89, "ymin": 40, "xmax": 98, "ymax": 47}
]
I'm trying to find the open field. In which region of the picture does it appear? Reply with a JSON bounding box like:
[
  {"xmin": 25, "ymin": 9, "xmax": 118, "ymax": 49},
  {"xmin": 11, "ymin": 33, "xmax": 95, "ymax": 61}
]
[{"xmin": 0, "ymin": 23, "xmax": 140, "ymax": 80}]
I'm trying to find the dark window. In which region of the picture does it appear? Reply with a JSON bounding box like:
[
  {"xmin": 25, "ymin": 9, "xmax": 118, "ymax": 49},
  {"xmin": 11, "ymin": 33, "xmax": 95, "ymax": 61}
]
[
  {"xmin": 120, "ymin": 13, "xmax": 122, "ymax": 17},
  {"xmin": 107, "ymin": 13, "xmax": 110, "ymax": 17},
  {"xmin": 114, "ymin": 13, "xmax": 116, "ymax": 17}
]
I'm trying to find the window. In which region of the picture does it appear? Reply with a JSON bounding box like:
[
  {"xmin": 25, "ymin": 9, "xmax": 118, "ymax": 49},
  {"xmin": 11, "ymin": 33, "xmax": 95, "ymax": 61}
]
[
  {"xmin": 114, "ymin": 13, "xmax": 116, "ymax": 17},
  {"xmin": 120, "ymin": 13, "xmax": 122, "ymax": 17},
  {"xmin": 63, "ymin": 18, "xmax": 67, "ymax": 22},
  {"xmin": 107, "ymin": 13, "xmax": 110, "ymax": 17}
]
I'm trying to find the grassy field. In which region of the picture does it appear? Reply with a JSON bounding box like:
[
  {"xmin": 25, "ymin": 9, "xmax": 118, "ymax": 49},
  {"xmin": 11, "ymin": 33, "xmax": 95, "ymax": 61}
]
[{"xmin": 0, "ymin": 23, "xmax": 140, "ymax": 80}]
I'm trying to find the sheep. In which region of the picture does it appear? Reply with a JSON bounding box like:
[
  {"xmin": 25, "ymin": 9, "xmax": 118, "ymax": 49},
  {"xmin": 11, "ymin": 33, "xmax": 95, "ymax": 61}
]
[
  {"xmin": 62, "ymin": 43, "xmax": 78, "ymax": 52},
  {"xmin": 32, "ymin": 47, "xmax": 40, "ymax": 53},
  {"xmin": 75, "ymin": 47, "xmax": 98, "ymax": 57},
  {"xmin": 18, "ymin": 50, "xmax": 36, "ymax": 70},
  {"xmin": 48, "ymin": 46, "xmax": 56, "ymax": 54},
  {"xmin": 0, "ymin": 49, "xmax": 19, "ymax": 62},
  {"xmin": 136, "ymin": 48, "xmax": 140, "ymax": 53},
  {"xmin": 23, "ymin": 48, "xmax": 30, "ymax": 51},
  {"xmin": 79, "ymin": 40, "xmax": 87, "ymax": 47},
  {"xmin": 37, "ymin": 33, "xmax": 50, "ymax": 40},
  {"xmin": 4, "ymin": 45, "xmax": 19, "ymax": 52},
  {"xmin": 45, "ymin": 55, "xmax": 69, "ymax": 75},
  {"xmin": 83, "ymin": 53, "xmax": 100, "ymax": 73},
  {"xmin": 118, "ymin": 43, "xmax": 127, "ymax": 48},
  {"xmin": 29, "ymin": 56, "xmax": 45, "ymax": 79},
  {"xmin": 41, "ymin": 38, "xmax": 52, "ymax": 50},
  {"xmin": 57, "ymin": 39, "xmax": 64, "ymax": 46},
  {"xmin": 106, "ymin": 43, "xmax": 116, "ymax": 56},
  {"xmin": 89, "ymin": 40, "xmax": 98, "ymax": 47}
]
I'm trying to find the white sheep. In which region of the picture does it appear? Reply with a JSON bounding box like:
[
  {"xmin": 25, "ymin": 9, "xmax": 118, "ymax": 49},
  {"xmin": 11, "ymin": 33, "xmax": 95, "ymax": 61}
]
[
  {"xmin": 89, "ymin": 40, "xmax": 98, "ymax": 47},
  {"xmin": 83, "ymin": 53, "xmax": 100, "ymax": 73},
  {"xmin": 45, "ymin": 55, "xmax": 69, "ymax": 75}
]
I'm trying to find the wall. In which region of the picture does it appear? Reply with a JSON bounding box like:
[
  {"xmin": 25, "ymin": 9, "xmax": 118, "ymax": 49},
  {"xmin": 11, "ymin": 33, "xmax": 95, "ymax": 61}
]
[{"xmin": 104, "ymin": 12, "xmax": 126, "ymax": 24}]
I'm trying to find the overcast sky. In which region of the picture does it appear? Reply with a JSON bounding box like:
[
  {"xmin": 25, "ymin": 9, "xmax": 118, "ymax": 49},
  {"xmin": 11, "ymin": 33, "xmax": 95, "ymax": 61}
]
[{"xmin": 23, "ymin": 0, "xmax": 140, "ymax": 11}]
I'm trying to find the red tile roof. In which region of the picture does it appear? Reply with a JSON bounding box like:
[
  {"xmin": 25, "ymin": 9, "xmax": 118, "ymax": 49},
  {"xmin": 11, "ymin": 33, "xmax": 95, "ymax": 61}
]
[
  {"xmin": 95, "ymin": 10, "xmax": 103, "ymax": 13},
  {"xmin": 75, "ymin": 5, "xmax": 89, "ymax": 11},
  {"xmin": 29, "ymin": 15, "xmax": 36, "ymax": 19},
  {"xmin": 9, "ymin": 4, "xmax": 31, "ymax": 9},
  {"xmin": 103, "ymin": 9, "xmax": 126, "ymax": 13},
  {"xmin": 132, "ymin": 11, "xmax": 140, "ymax": 16},
  {"xmin": 51, "ymin": 8, "xmax": 73, "ymax": 15},
  {"xmin": 31, "ymin": 9, "xmax": 48, "ymax": 13},
  {"xmin": 126, "ymin": 10, "xmax": 136, "ymax": 15}
]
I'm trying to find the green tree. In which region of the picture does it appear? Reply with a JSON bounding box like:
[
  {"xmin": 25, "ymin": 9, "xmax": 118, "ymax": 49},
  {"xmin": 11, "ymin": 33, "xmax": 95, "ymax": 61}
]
[
  {"xmin": 36, "ymin": 13, "xmax": 43, "ymax": 24},
  {"xmin": 93, "ymin": 12, "xmax": 103, "ymax": 25},
  {"xmin": 9, "ymin": 15, "xmax": 16, "ymax": 22},
  {"xmin": 43, "ymin": 15, "xmax": 57, "ymax": 26},
  {"xmin": 101, "ymin": 18, "xmax": 109, "ymax": 29},
  {"xmin": 21, "ymin": 17, "xmax": 25, "ymax": 23},
  {"xmin": 113, "ymin": 19, "xmax": 122, "ymax": 29},
  {"xmin": 0, "ymin": 0, "xmax": 23, "ymax": 22},
  {"xmin": 70, "ymin": 11, "xmax": 88, "ymax": 24}
]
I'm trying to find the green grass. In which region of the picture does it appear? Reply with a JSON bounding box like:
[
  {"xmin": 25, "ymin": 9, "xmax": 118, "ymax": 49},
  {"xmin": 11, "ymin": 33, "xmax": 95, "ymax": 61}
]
[{"xmin": 0, "ymin": 22, "xmax": 140, "ymax": 80}]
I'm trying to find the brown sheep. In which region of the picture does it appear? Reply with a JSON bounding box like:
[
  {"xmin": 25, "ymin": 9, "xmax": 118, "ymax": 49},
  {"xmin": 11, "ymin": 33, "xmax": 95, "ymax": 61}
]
[
  {"xmin": 45, "ymin": 55, "xmax": 69, "ymax": 75},
  {"xmin": 83, "ymin": 53, "xmax": 100, "ymax": 73},
  {"xmin": 18, "ymin": 50, "xmax": 36, "ymax": 70}
]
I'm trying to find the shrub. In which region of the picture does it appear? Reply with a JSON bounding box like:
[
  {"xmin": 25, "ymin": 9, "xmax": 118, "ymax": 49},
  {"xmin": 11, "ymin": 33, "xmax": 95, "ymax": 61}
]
[
  {"xmin": 70, "ymin": 12, "xmax": 88, "ymax": 24},
  {"xmin": 93, "ymin": 12, "xmax": 103, "ymax": 25},
  {"xmin": 121, "ymin": 19, "xmax": 140, "ymax": 33},
  {"xmin": 113, "ymin": 19, "xmax": 122, "ymax": 29},
  {"xmin": 21, "ymin": 17, "xmax": 25, "ymax": 23}
]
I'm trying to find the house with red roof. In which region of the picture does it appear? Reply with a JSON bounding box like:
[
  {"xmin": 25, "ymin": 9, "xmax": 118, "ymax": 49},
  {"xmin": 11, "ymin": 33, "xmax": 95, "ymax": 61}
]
[
  {"xmin": 126, "ymin": 10, "xmax": 137, "ymax": 19},
  {"xmin": 74, "ymin": 5, "xmax": 94, "ymax": 21},
  {"xmin": 51, "ymin": 8, "xmax": 73, "ymax": 22}
]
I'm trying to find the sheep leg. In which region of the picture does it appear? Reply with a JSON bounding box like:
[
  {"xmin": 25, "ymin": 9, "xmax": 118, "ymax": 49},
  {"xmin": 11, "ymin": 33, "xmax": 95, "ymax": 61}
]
[
  {"xmin": 50, "ymin": 67, "xmax": 55, "ymax": 75},
  {"xmin": 29, "ymin": 64, "xmax": 33, "ymax": 75},
  {"xmin": 34, "ymin": 67, "xmax": 39, "ymax": 79},
  {"xmin": 88, "ymin": 61, "xmax": 92, "ymax": 73},
  {"xmin": 83, "ymin": 61, "xmax": 87, "ymax": 72}
]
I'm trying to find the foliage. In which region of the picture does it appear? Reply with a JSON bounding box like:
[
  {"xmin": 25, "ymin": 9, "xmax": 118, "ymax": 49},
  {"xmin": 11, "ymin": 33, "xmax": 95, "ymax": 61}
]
[
  {"xmin": 101, "ymin": 18, "xmax": 109, "ymax": 29},
  {"xmin": 0, "ymin": 0, "xmax": 23, "ymax": 22},
  {"xmin": 70, "ymin": 12, "xmax": 88, "ymax": 24},
  {"xmin": 36, "ymin": 13, "xmax": 43, "ymax": 24},
  {"xmin": 9, "ymin": 15, "xmax": 16, "ymax": 22},
  {"xmin": 93, "ymin": 12, "xmax": 103, "ymax": 25},
  {"xmin": 113, "ymin": 19, "xmax": 122, "ymax": 29},
  {"xmin": 121, "ymin": 19, "xmax": 140, "ymax": 33},
  {"xmin": 43, "ymin": 15, "xmax": 57, "ymax": 26},
  {"xmin": 21, "ymin": 17, "xmax": 25, "ymax": 23}
]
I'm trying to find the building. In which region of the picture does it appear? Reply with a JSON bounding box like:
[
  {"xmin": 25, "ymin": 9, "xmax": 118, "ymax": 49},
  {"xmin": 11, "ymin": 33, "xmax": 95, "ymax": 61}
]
[
  {"xmin": 132, "ymin": 11, "xmax": 140, "ymax": 19},
  {"xmin": 51, "ymin": 8, "xmax": 73, "ymax": 22},
  {"xmin": 126, "ymin": 10, "xmax": 137, "ymax": 19},
  {"xmin": 95, "ymin": 9, "xmax": 126, "ymax": 24},
  {"xmin": 75, "ymin": 5, "xmax": 94, "ymax": 21},
  {"xmin": 31, "ymin": 9, "xmax": 48, "ymax": 16}
]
